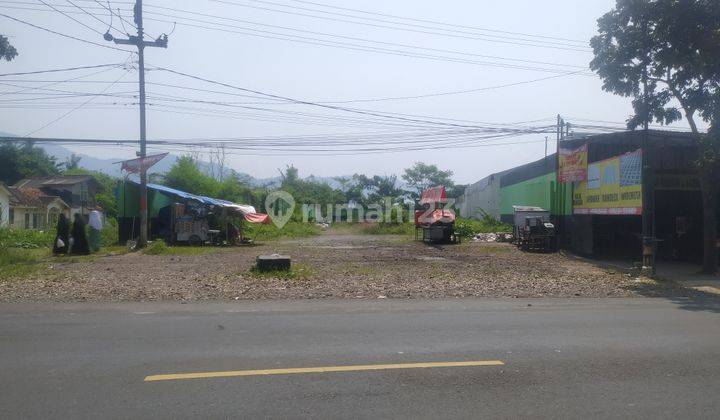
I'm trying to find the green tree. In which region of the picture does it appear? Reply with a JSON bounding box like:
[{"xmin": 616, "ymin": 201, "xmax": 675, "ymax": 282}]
[
  {"xmin": 367, "ymin": 175, "xmax": 403, "ymax": 203},
  {"xmin": 162, "ymin": 156, "xmax": 260, "ymax": 207},
  {"xmin": 163, "ymin": 156, "xmax": 219, "ymax": 197},
  {"xmin": 0, "ymin": 35, "xmax": 17, "ymax": 61},
  {"xmin": 0, "ymin": 141, "xmax": 60, "ymax": 185},
  {"xmin": 402, "ymin": 162, "xmax": 455, "ymax": 200},
  {"xmin": 590, "ymin": 0, "xmax": 720, "ymax": 273},
  {"xmin": 64, "ymin": 153, "xmax": 81, "ymax": 171}
]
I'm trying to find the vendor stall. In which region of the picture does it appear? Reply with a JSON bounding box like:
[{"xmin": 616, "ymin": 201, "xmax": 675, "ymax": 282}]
[{"xmin": 117, "ymin": 181, "xmax": 269, "ymax": 245}]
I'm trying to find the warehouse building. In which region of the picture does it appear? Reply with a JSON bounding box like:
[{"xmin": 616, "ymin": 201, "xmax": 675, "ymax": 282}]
[{"xmin": 460, "ymin": 130, "xmax": 709, "ymax": 263}]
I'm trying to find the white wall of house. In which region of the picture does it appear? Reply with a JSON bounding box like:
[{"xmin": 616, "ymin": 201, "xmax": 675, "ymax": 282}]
[
  {"xmin": 9, "ymin": 201, "xmax": 68, "ymax": 230},
  {"xmin": 9, "ymin": 207, "xmax": 44, "ymax": 230},
  {"xmin": 0, "ymin": 187, "xmax": 9, "ymax": 227}
]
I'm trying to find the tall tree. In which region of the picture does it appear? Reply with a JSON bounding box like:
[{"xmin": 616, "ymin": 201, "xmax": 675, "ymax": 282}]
[
  {"xmin": 402, "ymin": 162, "xmax": 455, "ymax": 200},
  {"xmin": 0, "ymin": 142, "xmax": 60, "ymax": 185},
  {"xmin": 590, "ymin": 0, "xmax": 720, "ymax": 273},
  {"xmin": 64, "ymin": 153, "xmax": 81, "ymax": 171},
  {"xmin": 0, "ymin": 35, "xmax": 17, "ymax": 61},
  {"xmin": 367, "ymin": 175, "xmax": 403, "ymax": 203},
  {"xmin": 163, "ymin": 156, "xmax": 219, "ymax": 197}
]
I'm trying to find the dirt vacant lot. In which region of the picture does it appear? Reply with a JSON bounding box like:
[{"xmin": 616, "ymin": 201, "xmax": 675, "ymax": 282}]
[{"xmin": 0, "ymin": 230, "xmax": 696, "ymax": 302}]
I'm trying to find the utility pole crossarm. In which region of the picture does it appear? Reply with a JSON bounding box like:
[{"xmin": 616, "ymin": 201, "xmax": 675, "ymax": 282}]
[{"xmin": 113, "ymin": 35, "xmax": 167, "ymax": 48}]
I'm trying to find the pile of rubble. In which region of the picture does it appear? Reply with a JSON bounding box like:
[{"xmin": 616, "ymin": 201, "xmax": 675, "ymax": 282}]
[{"xmin": 472, "ymin": 232, "xmax": 514, "ymax": 243}]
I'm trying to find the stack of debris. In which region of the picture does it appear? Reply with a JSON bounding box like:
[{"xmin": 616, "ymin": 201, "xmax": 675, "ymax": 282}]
[{"xmin": 472, "ymin": 232, "xmax": 514, "ymax": 243}]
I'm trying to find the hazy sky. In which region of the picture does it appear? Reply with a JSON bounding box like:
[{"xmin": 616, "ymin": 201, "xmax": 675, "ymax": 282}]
[{"xmin": 0, "ymin": 0, "xmax": 700, "ymax": 184}]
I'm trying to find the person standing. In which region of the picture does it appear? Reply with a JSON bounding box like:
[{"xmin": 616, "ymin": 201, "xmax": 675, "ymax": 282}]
[
  {"xmin": 52, "ymin": 214, "xmax": 70, "ymax": 255},
  {"xmin": 88, "ymin": 210, "xmax": 103, "ymax": 253},
  {"xmin": 71, "ymin": 213, "xmax": 90, "ymax": 255}
]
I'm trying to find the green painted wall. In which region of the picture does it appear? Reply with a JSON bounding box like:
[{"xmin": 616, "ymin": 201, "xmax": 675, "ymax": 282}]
[
  {"xmin": 116, "ymin": 182, "xmax": 173, "ymax": 218},
  {"xmin": 499, "ymin": 172, "xmax": 572, "ymax": 217}
]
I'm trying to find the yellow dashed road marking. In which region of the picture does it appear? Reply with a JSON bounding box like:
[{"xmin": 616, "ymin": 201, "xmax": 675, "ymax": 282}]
[{"xmin": 145, "ymin": 360, "xmax": 505, "ymax": 382}]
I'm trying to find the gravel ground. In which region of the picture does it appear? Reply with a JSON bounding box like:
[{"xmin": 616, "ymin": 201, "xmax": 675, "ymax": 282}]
[{"xmin": 0, "ymin": 231, "xmax": 698, "ymax": 302}]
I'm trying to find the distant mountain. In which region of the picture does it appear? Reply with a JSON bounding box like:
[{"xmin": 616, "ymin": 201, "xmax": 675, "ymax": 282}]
[
  {"xmin": 0, "ymin": 131, "xmax": 364, "ymax": 189},
  {"xmin": 41, "ymin": 143, "xmax": 180, "ymax": 177}
]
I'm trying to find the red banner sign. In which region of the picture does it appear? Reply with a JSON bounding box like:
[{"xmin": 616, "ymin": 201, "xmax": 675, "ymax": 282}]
[
  {"xmin": 120, "ymin": 153, "xmax": 168, "ymax": 174},
  {"xmin": 558, "ymin": 144, "xmax": 587, "ymax": 183}
]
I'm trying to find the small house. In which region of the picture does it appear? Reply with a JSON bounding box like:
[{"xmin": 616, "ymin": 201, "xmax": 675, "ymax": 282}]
[
  {"xmin": 8, "ymin": 187, "xmax": 69, "ymax": 230},
  {"xmin": 13, "ymin": 175, "xmax": 102, "ymax": 219}
]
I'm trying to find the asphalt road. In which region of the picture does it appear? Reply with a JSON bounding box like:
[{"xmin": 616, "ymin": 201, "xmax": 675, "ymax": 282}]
[{"xmin": 1, "ymin": 298, "xmax": 720, "ymax": 419}]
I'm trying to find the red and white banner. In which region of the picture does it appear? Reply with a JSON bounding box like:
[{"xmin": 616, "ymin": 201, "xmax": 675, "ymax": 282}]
[
  {"xmin": 558, "ymin": 144, "xmax": 588, "ymax": 183},
  {"xmin": 120, "ymin": 153, "xmax": 168, "ymax": 174}
]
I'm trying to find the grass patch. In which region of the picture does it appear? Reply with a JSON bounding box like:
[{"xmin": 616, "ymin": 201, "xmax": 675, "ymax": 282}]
[
  {"xmin": 471, "ymin": 245, "xmax": 512, "ymax": 253},
  {"xmin": 141, "ymin": 241, "xmax": 225, "ymax": 256},
  {"xmin": 101, "ymin": 218, "xmax": 119, "ymax": 246},
  {"xmin": 244, "ymin": 221, "xmax": 320, "ymax": 241},
  {"xmin": 358, "ymin": 222, "xmax": 415, "ymax": 236},
  {"xmin": 0, "ymin": 248, "xmax": 47, "ymax": 279},
  {"xmin": 249, "ymin": 262, "xmax": 315, "ymax": 281},
  {"xmin": 454, "ymin": 216, "xmax": 512, "ymax": 238},
  {"xmin": 0, "ymin": 228, "xmax": 54, "ymax": 249}
]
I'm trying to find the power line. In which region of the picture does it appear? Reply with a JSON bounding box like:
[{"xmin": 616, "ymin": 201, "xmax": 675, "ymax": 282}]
[
  {"xmin": 0, "ymin": 133, "xmax": 552, "ymax": 155},
  {"xmin": 0, "ymin": 2, "xmax": 591, "ymax": 72},
  {"xmin": 0, "ymin": 13, "xmax": 134, "ymax": 52},
  {"xmin": 139, "ymin": 15, "xmax": 587, "ymax": 74},
  {"xmin": 38, "ymin": 0, "xmax": 104, "ymax": 35},
  {"xmin": 0, "ymin": 65, "xmax": 118, "ymax": 96},
  {"xmin": 0, "ymin": 62, "xmax": 125, "ymax": 77},
  {"xmin": 282, "ymin": 0, "xmax": 589, "ymax": 44},
  {"xmin": 24, "ymin": 63, "xmax": 131, "ymax": 136},
  {"xmin": 151, "ymin": 66, "xmax": 571, "ymax": 130},
  {"xmin": 66, "ymin": 0, "xmax": 124, "ymax": 35},
  {"xmin": 139, "ymin": 5, "xmax": 587, "ymax": 70},
  {"xmin": 153, "ymin": 71, "xmax": 585, "ymax": 105},
  {"xmin": 91, "ymin": 0, "xmax": 139, "ymax": 35},
  {"xmin": 209, "ymin": 0, "xmax": 591, "ymax": 52}
]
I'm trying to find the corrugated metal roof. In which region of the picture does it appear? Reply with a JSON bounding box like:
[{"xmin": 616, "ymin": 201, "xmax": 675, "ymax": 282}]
[
  {"xmin": 14, "ymin": 175, "xmax": 102, "ymax": 190},
  {"xmin": 144, "ymin": 183, "xmax": 256, "ymax": 214}
]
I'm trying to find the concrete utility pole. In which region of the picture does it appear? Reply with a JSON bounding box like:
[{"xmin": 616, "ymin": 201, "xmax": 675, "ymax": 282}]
[
  {"xmin": 107, "ymin": 0, "xmax": 167, "ymax": 247},
  {"xmin": 639, "ymin": 20, "xmax": 655, "ymax": 274}
]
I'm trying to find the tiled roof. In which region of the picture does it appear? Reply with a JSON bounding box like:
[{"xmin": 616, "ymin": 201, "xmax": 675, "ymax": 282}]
[
  {"xmin": 8, "ymin": 187, "xmax": 68, "ymax": 208},
  {"xmin": 13, "ymin": 175, "xmax": 101, "ymax": 189}
]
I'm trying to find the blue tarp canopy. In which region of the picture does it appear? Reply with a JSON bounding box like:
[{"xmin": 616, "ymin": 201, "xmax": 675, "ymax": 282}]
[{"xmin": 143, "ymin": 182, "xmax": 256, "ymax": 213}]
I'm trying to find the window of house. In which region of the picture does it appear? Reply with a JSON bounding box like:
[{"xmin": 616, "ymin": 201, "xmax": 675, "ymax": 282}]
[
  {"xmin": 24, "ymin": 212, "xmax": 30, "ymax": 229},
  {"xmin": 9, "ymin": 208, "xmax": 14, "ymax": 225},
  {"xmin": 32, "ymin": 213, "xmax": 39, "ymax": 229}
]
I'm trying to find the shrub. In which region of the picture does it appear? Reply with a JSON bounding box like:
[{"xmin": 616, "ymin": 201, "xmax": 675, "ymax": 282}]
[
  {"xmin": 143, "ymin": 240, "xmax": 169, "ymax": 255},
  {"xmin": 0, "ymin": 228, "xmax": 54, "ymax": 249},
  {"xmin": 454, "ymin": 215, "xmax": 512, "ymax": 238},
  {"xmin": 101, "ymin": 217, "xmax": 118, "ymax": 246}
]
